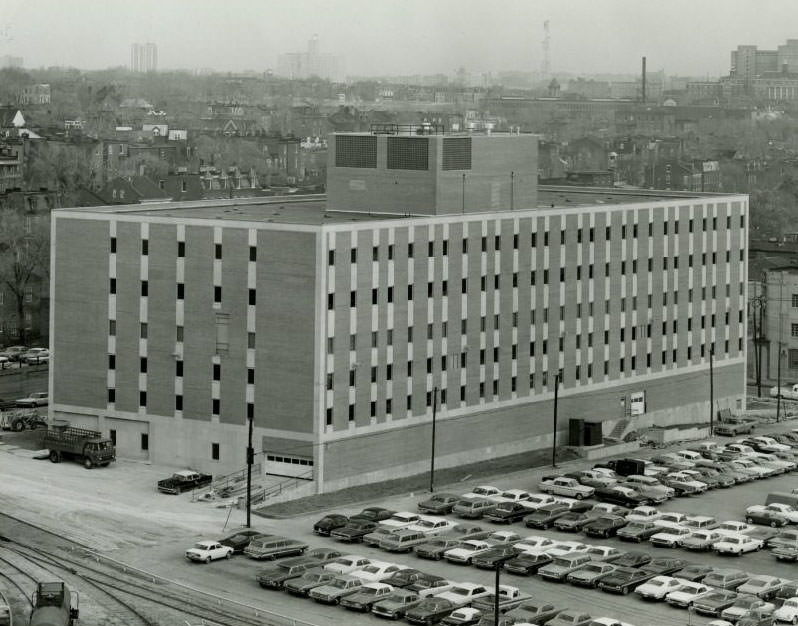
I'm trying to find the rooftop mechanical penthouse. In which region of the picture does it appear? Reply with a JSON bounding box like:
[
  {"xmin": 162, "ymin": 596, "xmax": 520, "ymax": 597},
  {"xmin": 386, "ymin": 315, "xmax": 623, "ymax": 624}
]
[{"xmin": 50, "ymin": 130, "xmax": 747, "ymax": 494}]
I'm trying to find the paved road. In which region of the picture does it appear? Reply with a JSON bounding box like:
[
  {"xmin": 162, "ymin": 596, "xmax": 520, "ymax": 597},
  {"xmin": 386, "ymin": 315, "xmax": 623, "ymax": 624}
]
[{"xmin": 0, "ymin": 365, "xmax": 47, "ymax": 403}]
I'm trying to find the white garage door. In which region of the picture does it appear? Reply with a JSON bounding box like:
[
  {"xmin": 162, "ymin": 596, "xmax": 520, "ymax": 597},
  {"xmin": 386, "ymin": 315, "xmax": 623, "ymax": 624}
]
[{"xmin": 264, "ymin": 454, "xmax": 313, "ymax": 479}]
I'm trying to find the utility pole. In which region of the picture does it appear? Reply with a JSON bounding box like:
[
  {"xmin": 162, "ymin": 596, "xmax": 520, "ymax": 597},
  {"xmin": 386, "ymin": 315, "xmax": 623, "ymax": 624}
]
[
  {"xmin": 552, "ymin": 373, "xmax": 560, "ymax": 468},
  {"xmin": 777, "ymin": 342, "xmax": 782, "ymax": 423},
  {"xmin": 709, "ymin": 346, "xmax": 714, "ymax": 436},
  {"xmin": 510, "ymin": 171, "xmax": 515, "ymax": 210},
  {"xmin": 246, "ymin": 412, "xmax": 254, "ymax": 528},
  {"xmin": 461, "ymin": 174, "xmax": 466, "ymax": 214},
  {"xmin": 429, "ymin": 387, "xmax": 438, "ymax": 493}
]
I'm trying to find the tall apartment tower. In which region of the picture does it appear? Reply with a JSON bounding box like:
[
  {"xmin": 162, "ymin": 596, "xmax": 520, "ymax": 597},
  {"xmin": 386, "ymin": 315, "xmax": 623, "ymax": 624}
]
[{"xmin": 131, "ymin": 42, "xmax": 157, "ymax": 72}]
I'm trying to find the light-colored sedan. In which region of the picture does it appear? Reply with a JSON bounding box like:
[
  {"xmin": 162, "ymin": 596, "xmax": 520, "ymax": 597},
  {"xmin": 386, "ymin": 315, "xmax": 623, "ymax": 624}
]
[
  {"xmin": 539, "ymin": 477, "xmax": 595, "ymax": 500},
  {"xmin": 635, "ymin": 576, "xmax": 689, "ymax": 601},
  {"xmin": 351, "ymin": 561, "xmax": 407, "ymax": 582},
  {"xmin": 719, "ymin": 596, "xmax": 775, "ymax": 622},
  {"xmin": 773, "ymin": 596, "xmax": 798, "ymax": 623},
  {"xmin": 185, "ymin": 540, "xmax": 233, "ymax": 563},
  {"xmin": 379, "ymin": 511, "xmax": 424, "ymax": 529},
  {"xmin": 407, "ymin": 517, "xmax": 458, "ymax": 536},
  {"xmin": 324, "ymin": 555, "xmax": 371, "ymax": 574},
  {"xmin": 626, "ymin": 506, "xmax": 662, "ymax": 523},
  {"xmin": 713, "ymin": 533, "xmax": 763, "ymax": 555},
  {"xmin": 462, "ymin": 485, "xmax": 503, "ymax": 501},
  {"xmin": 716, "ymin": 521, "xmax": 755, "ymax": 538},
  {"xmin": 665, "ymin": 581, "xmax": 714, "ymax": 608},
  {"xmin": 443, "ymin": 540, "xmax": 492, "ymax": 564}
]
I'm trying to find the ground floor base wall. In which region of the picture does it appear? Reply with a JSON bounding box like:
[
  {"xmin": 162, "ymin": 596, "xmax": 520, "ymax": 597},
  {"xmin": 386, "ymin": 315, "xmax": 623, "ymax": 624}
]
[{"xmin": 317, "ymin": 361, "xmax": 745, "ymax": 493}]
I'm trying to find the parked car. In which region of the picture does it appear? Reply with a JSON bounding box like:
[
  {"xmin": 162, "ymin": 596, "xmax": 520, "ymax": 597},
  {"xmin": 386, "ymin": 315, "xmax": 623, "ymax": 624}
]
[
  {"xmin": 612, "ymin": 550, "xmax": 653, "ymax": 568},
  {"xmin": 380, "ymin": 530, "xmax": 431, "ymax": 553},
  {"xmin": 330, "ymin": 520, "xmax": 378, "ymax": 543},
  {"xmin": 283, "ymin": 570, "xmax": 336, "ymax": 596},
  {"xmin": 434, "ymin": 582, "xmax": 492, "ymax": 607},
  {"xmin": 313, "ymin": 513, "xmax": 349, "ymax": 537},
  {"xmin": 738, "ymin": 576, "xmax": 787, "ymax": 600},
  {"xmin": 495, "ymin": 489, "xmax": 533, "ymax": 504},
  {"xmin": 649, "ymin": 526, "xmax": 693, "ymax": 548},
  {"xmin": 584, "ymin": 546, "xmax": 624, "ymax": 562},
  {"xmin": 505, "ymin": 601, "xmax": 561, "ymax": 624},
  {"xmin": 185, "ymin": 540, "xmax": 233, "ymax": 563},
  {"xmin": 0, "ymin": 345, "xmax": 27, "ymax": 361},
  {"xmin": 597, "ymin": 566, "xmax": 656, "ymax": 594},
  {"xmin": 674, "ymin": 563, "xmax": 714, "ymax": 581},
  {"xmin": 665, "ymin": 581, "xmax": 714, "ymax": 608},
  {"xmin": 381, "ymin": 568, "xmax": 428, "ymax": 589},
  {"xmin": 639, "ymin": 557, "xmax": 689, "ymax": 577},
  {"xmin": 406, "ymin": 574, "xmax": 455, "ymax": 598},
  {"xmin": 773, "ymin": 597, "xmax": 798, "ymax": 623},
  {"xmin": 680, "ymin": 530, "xmax": 724, "ymax": 551},
  {"xmin": 462, "ymin": 485, "xmax": 503, "ymax": 501},
  {"xmin": 15, "ymin": 391, "xmax": 48, "ymax": 407},
  {"xmin": 380, "ymin": 512, "xmax": 424, "ymax": 529},
  {"xmin": 691, "ymin": 590, "xmax": 741, "ymax": 616},
  {"xmin": 255, "ymin": 556, "xmax": 320, "ymax": 589},
  {"xmin": 566, "ymin": 562, "xmax": 618, "ymax": 588},
  {"xmin": 309, "ymin": 574, "xmax": 364, "ymax": 604},
  {"xmin": 539, "ymin": 476, "xmax": 595, "ymax": 500},
  {"xmin": 623, "ymin": 476, "xmax": 675, "ymax": 503},
  {"xmin": 351, "ymin": 561, "xmax": 407, "ymax": 582},
  {"xmin": 545, "ymin": 609, "xmax": 594, "ymax": 626},
  {"xmin": 443, "ymin": 540, "xmax": 492, "ymax": 565},
  {"xmin": 324, "ymin": 555, "xmax": 371, "ymax": 574},
  {"xmin": 714, "ymin": 534, "xmax": 764, "ymax": 555},
  {"xmin": 415, "ymin": 538, "xmax": 464, "ymax": 560},
  {"xmin": 746, "ymin": 508, "xmax": 791, "ymax": 528},
  {"xmin": 634, "ymin": 575, "xmax": 689, "ymax": 601},
  {"xmin": 472, "ymin": 544, "xmax": 525, "ymax": 569},
  {"xmin": 503, "ymin": 551, "xmax": 553, "ymax": 575},
  {"xmin": 617, "ymin": 521, "xmax": 661, "ymax": 543},
  {"xmin": 715, "ymin": 417, "xmax": 756, "ymax": 436},
  {"xmin": 566, "ymin": 469, "xmax": 618, "ymax": 489},
  {"xmin": 418, "ymin": 493, "xmax": 460, "ymax": 515},
  {"xmin": 371, "ymin": 588, "xmax": 423, "ymax": 619},
  {"xmin": 408, "ymin": 518, "xmax": 459, "ymax": 537},
  {"xmin": 484, "ymin": 502, "xmax": 534, "ymax": 524},
  {"xmin": 538, "ymin": 552, "xmax": 593, "ymax": 582},
  {"xmin": 525, "ymin": 502, "xmax": 588, "ymax": 529},
  {"xmin": 363, "ymin": 526, "xmax": 397, "ymax": 547},
  {"xmin": 583, "ymin": 515, "xmax": 627, "ymax": 538},
  {"xmin": 452, "ymin": 498, "xmax": 497, "ymax": 519},
  {"xmin": 593, "ymin": 485, "xmax": 650, "ymax": 508},
  {"xmin": 351, "ymin": 507, "xmax": 396, "ymax": 523},
  {"xmin": 405, "ymin": 597, "xmax": 456, "ymax": 625},
  {"xmin": 703, "ymin": 569, "xmax": 750, "ymax": 591},
  {"xmin": 19, "ymin": 348, "xmax": 49, "ymax": 364},
  {"xmin": 243, "ymin": 536, "xmax": 308, "ymax": 560},
  {"xmin": 303, "ymin": 547, "xmax": 342, "ymax": 564},
  {"xmin": 720, "ymin": 596, "xmax": 775, "ymax": 622},
  {"xmin": 219, "ymin": 530, "xmax": 266, "ymax": 554},
  {"xmin": 340, "ymin": 582, "xmax": 395, "ymax": 611}
]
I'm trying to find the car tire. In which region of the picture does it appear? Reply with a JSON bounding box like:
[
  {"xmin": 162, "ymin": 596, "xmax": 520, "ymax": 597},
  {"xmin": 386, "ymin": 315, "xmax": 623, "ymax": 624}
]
[
  {"xmin": 226, "ymin": 551, "xmax": 232, "ymax": 559},
  {"xmin": 771, "ymin": 521, "xmax": 779, "ymax": 527},
  {"xmin": 205, "ymin": 556, "xmax": 211, "ymax": 563},
  {"xmin": 84, "ymin": 458, "xmax": 93, "ymax": 469},
  {"xmin": 747, "ymin": 518, "xmax": 754, "ymax": 524},
  {"xmin": 791, "ymin": 617, "xmax": 797, "ymax": 625},
  {"xmin": 12, "ymin": 420, "xmax": 24, "ymax": 432},
  {"xmin": 49, "ymin": 450, "xmax": 61, "ymax": 463},
  {"xmin": 622, "ymin": 586, "xmax": 630, "ymax": 595},
  {"xmin": 576, "ymin": 493, "xmax": 584, "ymax": 500}
]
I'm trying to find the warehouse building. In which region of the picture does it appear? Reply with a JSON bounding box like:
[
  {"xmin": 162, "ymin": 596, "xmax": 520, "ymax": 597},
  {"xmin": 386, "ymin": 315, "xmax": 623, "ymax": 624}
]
[{"xmin": 50, "ymin": 131, "xmax": 748, "ymax": 493}]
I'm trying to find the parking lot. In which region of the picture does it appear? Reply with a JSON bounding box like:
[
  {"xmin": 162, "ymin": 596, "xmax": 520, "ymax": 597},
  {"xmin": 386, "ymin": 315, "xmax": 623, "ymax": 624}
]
[{"xmin": 1, "ymin": 421, "xmax": 797, "ymax": 626}]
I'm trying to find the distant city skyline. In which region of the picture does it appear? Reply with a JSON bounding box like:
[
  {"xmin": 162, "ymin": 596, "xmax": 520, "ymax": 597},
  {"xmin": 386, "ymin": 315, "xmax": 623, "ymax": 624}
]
[{"xmin": 3, "ymin": 0, "xmax": 798, "ymax": 78}]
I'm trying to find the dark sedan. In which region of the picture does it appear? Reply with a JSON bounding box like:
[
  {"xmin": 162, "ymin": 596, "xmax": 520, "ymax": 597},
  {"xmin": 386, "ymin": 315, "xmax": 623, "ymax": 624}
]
[
  {"xmin": 674, "ymin": 563, "xmax": 714, "ymax": 581},
  {"xmin": 583, "ymin": 515, "xmax": 628, "ymax": 538},
  {"xmin": 639, "ymin": 557, "xmax": 688, "ymax": 577},
  {"xmin": 472, "ymin": 544, "xmax": 525, "ymax": 569},
  {"xmin": 418, "ymin": 493, "xmax": 460, "ymax": 515},
  {"xmin": 746, "ymin": 509, "xmax": 790, "ymax": 528},
  {"xmin": 503, "ymin": 551, "xmax": 552, "ymax": 575},
  {"xmin": 594, "ymin": 486, "xmax": 651, "ymax": 508},
  {"xmin": 617, "ymin": 521, "xmax": 661, "ymax": 543},
  {"xmin": 313, "ymin": 514, "xmax": 349, "ymax": 536},
  {"xmin": 553, "ymin": 511, "xmax": 596, "ymax": 532},
  {"xmin": 303, "ymin": 547, "xmax": 342, "ymax": 564},
  {"xmin": 735, "ymin": 611, "xmax": 775, "ymax": 626},
  {"xmin": 612, "ymin": 550, "xmax": 652, "ymax": 568},
  {"xmin": 330, "ymin": 520, "xmax": 378, "ymax": 542},
  {"xmin": 350, "ymin": 507, "xmax": 396, "ymax": 523},
  {"xmin": 283, "ymin": 570, "xmax": 335, "ymax": 596},
  {"xmin": 382, "ymin": 568, "xmax": 428, "ymax": 588},
  {"xmin": 525, "ymin": 503, "xmax": 582, "ymax": 529},
  {"xmin": 484, "ymin": 502, "xmax": 533, "ymax": 524},
  {"xmin": 405, "ymin": 597, "xmax": 456, "ymax": 625},
  {"xmin": 597, "ymin": 566, "xmax": 656, "ymax": 594},
  {"xmin": 414, "ymin": 538, "xmax": 463, "ymax": 560},
  {"xmin": 219, "ymin": 530, "xmax": 266, "ymax": 553},
  {"xmin": 505, "ymin": 601, "xmax": 561, "ymax": 624},
  {"xmin": 691, "ymin": 589, "xmax": 741, "ymax": 616}
]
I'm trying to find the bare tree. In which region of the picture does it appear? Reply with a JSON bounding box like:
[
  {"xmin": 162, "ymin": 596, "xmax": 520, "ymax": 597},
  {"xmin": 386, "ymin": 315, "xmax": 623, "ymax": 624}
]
[{"xmin": 0, "ymin": 210, "xmax": 50, "ymax": 344}]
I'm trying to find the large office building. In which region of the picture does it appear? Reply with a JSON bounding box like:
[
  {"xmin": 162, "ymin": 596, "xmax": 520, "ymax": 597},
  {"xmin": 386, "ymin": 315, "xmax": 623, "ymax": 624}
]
[{"xmin": 50, "ymin": 131, "xmax": 748, "ymax": 493}]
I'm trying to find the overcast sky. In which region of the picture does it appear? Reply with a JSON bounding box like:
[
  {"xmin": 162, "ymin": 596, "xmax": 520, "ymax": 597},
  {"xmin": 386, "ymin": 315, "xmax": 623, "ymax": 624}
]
[{"xmin": 3, "ymin": 0, "xmax": 798, "ymax": 77}]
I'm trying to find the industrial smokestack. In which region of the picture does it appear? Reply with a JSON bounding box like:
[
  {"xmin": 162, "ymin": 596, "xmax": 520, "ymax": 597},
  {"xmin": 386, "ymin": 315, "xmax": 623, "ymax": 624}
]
[{"xmin": 642, "ymin": 56, "xmax": 647, "ymax": 103}]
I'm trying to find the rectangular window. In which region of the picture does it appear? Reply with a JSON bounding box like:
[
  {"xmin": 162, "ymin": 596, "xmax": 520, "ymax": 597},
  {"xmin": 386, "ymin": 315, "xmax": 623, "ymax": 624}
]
[
  {"xmin": 110, "ymin": 237, "xmax": 117, "ymax": 253},
  {"xmin": 327, "ymin": 293, "xmax": 334, "ymax": 310},
  {"xmin": 211, "ymin": 443, "xmax": 220, "ymax": 460},
  {"xmin": 372, "ymin": 288, "xmax": 378, "ymax": 305},
  {"xmin": 140, "ymin": 357, "xmax": 147, "ymax": 373},
  {"xmin": 531, "ymin": 232, "xmax": 537, "ymax": 247},
  {"xmin": 212, "ymin": 399, "xmax": 220, "ymax": 415},
  {"xmin": 215, "ymin": 243, "xmax": 222, "ymax": 259},
  {"xmin": 373, "ymin": 246, "xmax": 379, "ymax": 261},
  {"xmin": 175, "ymin": 395, "xmax": 183, "ymax": 411},
  {"xmin": 213, "ymin": 363, "xmax": 221, "ymax": 381},
  {"xmin": 428, "ymin": 241, "xmax": 434, "ymax": 257},
  {"xmin": 139, "ymin": 391, "xmax": 147, "ymax": 407},
  {"xmin": 141, "ymin": 280, "xmax": 148, "ymax": 297},
  {"xmin": 177, "ymin": 326, "xmax": 184, "ymax": 342},
  {"xmin": 372, "ymin": 331, "xmax": 378, "ymax": 348},
  {"xmin": 141, "ymin": 433, "xmax": 148, "ymax": 450},
  {"xmin": 462, "ymin": 238, "xmax": 468, "ymax": 253},
  {"xmin": 176, "ymin": 360, "xmax": 183, "ymax": 376},
  {"xmin": 351, "ymin": 248, "xmax": 357, "ymax": 263},
  {"xmin": 388, "ymin": 244, "xmax": 394, "ymax": 260},
  {"xmin": 108, "ymin": 354, "xmax": 115, "ymax": 370},
  {"xmin": 249, "ymin": 246, "xmax": 256, "ymax": 262},
  {"xmin": 110, "ymin": 278, "xmax": 116, "ymax": 294},
  {"xmin": 248, "ymin": 332, "xmax": 255, "ymax": 349},
  {"xmin": 177, "ymin": 283, "xmax": 184, "ymax": 300},
  {"xmin": 408, "ymin": 243, "xmax": 414, "ymax": 258},
  {"xmin": 141, "ymin": 239, "xmax": 148, "ymax": 255},
  {"xmin": 214, "ymin": 286, "xmax": 222, "ymax": 303}
]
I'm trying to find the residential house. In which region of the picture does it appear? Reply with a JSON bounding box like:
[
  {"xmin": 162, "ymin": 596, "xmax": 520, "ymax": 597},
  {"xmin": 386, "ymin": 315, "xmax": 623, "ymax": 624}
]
[{"xmin": 96, "ymin": 176, "xmax": 171, "ymax": 204}]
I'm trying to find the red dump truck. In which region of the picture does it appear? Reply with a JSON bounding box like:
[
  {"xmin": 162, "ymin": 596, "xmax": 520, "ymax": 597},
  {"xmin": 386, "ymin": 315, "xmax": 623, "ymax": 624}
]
[{"xmin": 43, "ymin": 423, "xmax": 116, "ymax": 468}]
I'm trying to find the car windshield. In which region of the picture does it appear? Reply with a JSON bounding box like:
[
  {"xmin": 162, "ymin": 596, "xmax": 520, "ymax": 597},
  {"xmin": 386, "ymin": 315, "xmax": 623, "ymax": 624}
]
[
  {"xmin": 552, "ymin": 557, "xmax": 571, "ymax": 567},
  {"xmin": 583, "ymin": 564, "xmax": 604, "ymax": 573},
  {"xmin": 497, "ymin": 503, "xmax": 515, "ymax": 511},
  {"xmin": 360, "ymin": 587, "xmax": 379, "ymax": 595},
  {"xmin": 361, "ymin": 566, "xmax": 380, "ymax": 573},
  {"xmin": 735, "ymin": 597, "xmax": 756, "ymax": 607},
  {"xmin": 626, "ymin": 522, "xmax": 648, "ymax": 530},
  {"xmin": 746, "ymin": 580, "xmax": 766, "ymax": 588},
  {"xmin": 416, "ymin": 520, "xmax": 435, "ymax": 528},
  {"xmin": 193, "ymin": 543, "xmax": 210, "ymax": 550},
  {"xmin": 306, "ymin": 574, "xmax": 326, "ymax": 582},
  {"xmin": 649, "ymin": 578, "xmax": 667, "ymax": 586},
  {"xmin": 331, "ymin": 579, "xmax": 351, "ymax": 589},
  {"xmin": 473, "ymin": 488, "xmax": 491, "ymax": 495},
  {"xmin": 450, "ymin": 587, "xmax": 471, "ymax": 596},
  {"xmin": 333, "ymin": 558, "xmax": 353, "ymax": 566}
]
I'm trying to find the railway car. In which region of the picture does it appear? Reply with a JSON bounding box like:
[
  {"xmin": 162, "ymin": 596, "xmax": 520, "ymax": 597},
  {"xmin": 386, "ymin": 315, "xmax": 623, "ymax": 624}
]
[
  {"xmin": 0, "ymin": 589, "xmax": 12, "ymax": 626},
  {"xmin": 28, "ymin": 582, "xmax": 77, "ymax": 626}
]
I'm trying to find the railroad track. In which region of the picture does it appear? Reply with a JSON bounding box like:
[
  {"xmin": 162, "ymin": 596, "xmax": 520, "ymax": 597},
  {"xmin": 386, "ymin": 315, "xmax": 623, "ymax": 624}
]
[{"xmin": 0, "ymin": 513, "xmax": 303, "ymax": 626}]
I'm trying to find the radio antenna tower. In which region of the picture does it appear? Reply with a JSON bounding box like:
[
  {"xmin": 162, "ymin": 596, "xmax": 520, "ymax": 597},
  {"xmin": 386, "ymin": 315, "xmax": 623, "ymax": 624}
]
[{"xmin": 541, "ymin": 20, "xmax": 551, "ymax": 76}]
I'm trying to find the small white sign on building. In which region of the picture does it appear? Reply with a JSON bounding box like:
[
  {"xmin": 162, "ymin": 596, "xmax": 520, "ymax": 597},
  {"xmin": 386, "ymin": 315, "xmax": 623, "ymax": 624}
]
[{"xmin": 630, "ymin": 390, "xmax": 646, "ymax": 416}]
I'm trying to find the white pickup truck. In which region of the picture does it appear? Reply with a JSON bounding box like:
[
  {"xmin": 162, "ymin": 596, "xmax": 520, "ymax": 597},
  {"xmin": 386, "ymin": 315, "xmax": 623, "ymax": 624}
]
[{"xmin": 770, "ymin": 383, "xmax": 798, "ymax": 399}]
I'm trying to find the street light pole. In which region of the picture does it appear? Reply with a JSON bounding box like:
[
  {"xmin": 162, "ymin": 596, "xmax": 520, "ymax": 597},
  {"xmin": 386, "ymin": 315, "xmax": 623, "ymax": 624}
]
[
  {"xmin": 709, "ymin": 346, "xmax": 714, "ymax": 436},
  {"xmin": 429, "ymin": 386, "xmax": 438, "ymax": 493},
  {"xmin": 552, "ymin": 373, "xmax": 560, "ymax": 468},
  {"xmin": 510, "ymin": 171, "xmax": 515, "ymax": 211},
  {"xmin": 777, "ymin": 343, "xmax": 782, "ymax": 423},
  {"xmin": 246, "ymin": 412, "xmax": 254, "ymax": 528},
  {"xmin": 461, "ymin": 174, "xmax": 466, "ymax": 214}
]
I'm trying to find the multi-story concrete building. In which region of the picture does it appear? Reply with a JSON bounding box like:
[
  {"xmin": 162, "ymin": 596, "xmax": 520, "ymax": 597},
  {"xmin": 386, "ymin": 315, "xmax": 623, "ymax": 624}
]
[
  {"xmin": 762, "ymin": 267, "xmax": 798, "ymax": 382},
  {"xmin": 130, "ymin": 42, "xmax": 157, "ymax": 73},
  {"xmin": 50, "ymin": 131, "xmax": 748, "ymax": 493}
]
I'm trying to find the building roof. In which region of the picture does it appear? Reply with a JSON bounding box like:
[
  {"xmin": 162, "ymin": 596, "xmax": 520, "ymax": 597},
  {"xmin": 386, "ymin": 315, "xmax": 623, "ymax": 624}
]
[{"xmin": 58, "ymin": 186, "xmax": 737, "ymax": 226}]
